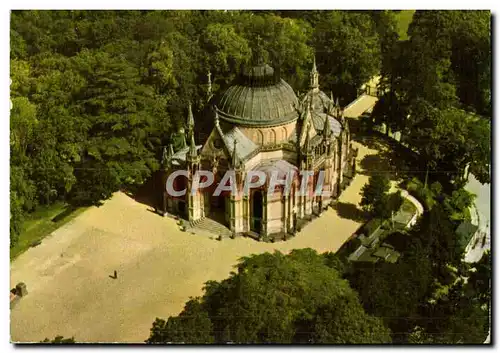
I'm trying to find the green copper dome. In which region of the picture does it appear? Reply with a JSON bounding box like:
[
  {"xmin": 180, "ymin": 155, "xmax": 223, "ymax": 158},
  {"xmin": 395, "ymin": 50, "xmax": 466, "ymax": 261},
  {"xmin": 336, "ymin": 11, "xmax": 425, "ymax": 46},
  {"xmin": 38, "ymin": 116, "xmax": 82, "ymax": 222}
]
[{"xmin": 216, "ymin": 64, "xmax": 299, "ymax": 127}]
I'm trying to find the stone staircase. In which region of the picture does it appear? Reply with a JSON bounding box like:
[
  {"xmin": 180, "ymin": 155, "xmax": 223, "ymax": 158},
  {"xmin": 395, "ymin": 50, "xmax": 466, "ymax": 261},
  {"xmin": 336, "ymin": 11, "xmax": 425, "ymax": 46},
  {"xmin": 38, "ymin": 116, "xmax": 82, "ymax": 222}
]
[{"xmin": 190, "ymin": 217, "xmax": 232, "ymax": 238}]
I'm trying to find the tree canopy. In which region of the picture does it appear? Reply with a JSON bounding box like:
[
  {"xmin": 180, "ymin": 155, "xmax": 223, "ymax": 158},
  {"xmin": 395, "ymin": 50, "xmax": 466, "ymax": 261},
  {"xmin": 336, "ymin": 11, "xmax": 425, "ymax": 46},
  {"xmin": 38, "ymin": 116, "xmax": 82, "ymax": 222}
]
[
  {"xmin": 373, "ymin": 10, "xmax": 491, "ymax": 186},
  {"xmin": 360, "ymin": 174, "xmax": 392, "ymax": 218},
  {"xmin": 146, "ymin": 249, "xmax": 392, "ymax": 344}
]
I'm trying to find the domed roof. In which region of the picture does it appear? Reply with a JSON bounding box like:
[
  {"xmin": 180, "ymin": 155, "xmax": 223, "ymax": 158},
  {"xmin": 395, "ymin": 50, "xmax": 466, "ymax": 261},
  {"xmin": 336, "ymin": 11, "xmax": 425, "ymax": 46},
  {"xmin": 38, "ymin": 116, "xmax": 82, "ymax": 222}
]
[
  {"xmin": 216, "ymin": 64, "xmax": 299, "ymax": 127},
  {"xmin": 302, "ymin": 89, "xmax": 333, "ymax": 113}
]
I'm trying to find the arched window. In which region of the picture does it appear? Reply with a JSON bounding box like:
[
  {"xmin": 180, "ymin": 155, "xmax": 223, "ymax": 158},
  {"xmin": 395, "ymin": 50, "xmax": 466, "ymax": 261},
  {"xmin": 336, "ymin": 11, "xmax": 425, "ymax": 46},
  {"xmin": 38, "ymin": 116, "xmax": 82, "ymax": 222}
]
[{"xmin": 270, "ymin": 129, "xmax": 277, "ymax": 145}]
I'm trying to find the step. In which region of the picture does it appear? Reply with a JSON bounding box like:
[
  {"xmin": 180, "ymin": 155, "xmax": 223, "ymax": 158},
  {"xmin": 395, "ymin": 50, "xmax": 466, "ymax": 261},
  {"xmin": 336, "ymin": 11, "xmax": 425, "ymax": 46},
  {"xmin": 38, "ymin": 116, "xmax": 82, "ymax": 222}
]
[{"xmin": 192, "ymin": 217, "xmax": 232, "ymax": 237}]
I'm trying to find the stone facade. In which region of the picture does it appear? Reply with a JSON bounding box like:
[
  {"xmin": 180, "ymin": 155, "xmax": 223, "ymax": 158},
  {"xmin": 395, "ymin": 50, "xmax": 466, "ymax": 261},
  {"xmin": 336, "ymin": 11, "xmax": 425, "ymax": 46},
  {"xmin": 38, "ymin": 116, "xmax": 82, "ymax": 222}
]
[{"xmin": 161, "ymin": 59, "xmax": 357, "ymax": 238}]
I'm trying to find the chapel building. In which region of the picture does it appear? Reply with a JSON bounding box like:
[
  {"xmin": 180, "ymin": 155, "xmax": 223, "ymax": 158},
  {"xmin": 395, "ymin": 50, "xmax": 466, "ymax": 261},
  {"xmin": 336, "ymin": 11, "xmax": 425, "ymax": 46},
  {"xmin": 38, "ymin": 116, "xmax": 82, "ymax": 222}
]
[{"xmin": 161, "ymin": 58, "xmax": 357, "ymax": 238}]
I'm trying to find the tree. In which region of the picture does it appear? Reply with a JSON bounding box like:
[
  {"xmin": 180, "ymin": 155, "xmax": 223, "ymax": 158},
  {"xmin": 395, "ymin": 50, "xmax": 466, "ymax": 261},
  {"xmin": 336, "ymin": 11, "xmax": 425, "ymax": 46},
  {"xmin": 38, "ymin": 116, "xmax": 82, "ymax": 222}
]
[
  {"xmin": 147, "ymin": 300, "xmax": 214, "ymax": 344},
  {"xmin": 409, "ymin": 204, "xmax": 462, "ymax": 269},
  {"xmin": 313, "ymin": 11, "xmax": 381, "ymax": 103},
  {"xmin": 405, "ymin": 103, "xmax": 491, "ymax": 186},
  {"xmin": 360, "ymin": 174, "xmax": 391, "ymax": 217},
  {"xmin": 419, "ymin": 280, "xmax": 489, "ymax": 344},
  {"xmin": 447, "ymin": 11, "xmax": 491, "ymax": 116},
  {"xmin": 467, "ymin": 250, "xmax": 491, "ymax": 305},
  {"xmin": 375, "ymin": 11, "xmax": 491, "ymax": 187},
  {"xmin": 146, "ymin": 249, "xmax": 391, "ymax": 344},
  {"xmin": 443, "ymin": 188, "xmax": 475, "ymax": 221},
  {"xmin": 67, "ymin": 49, "xmax": 166, "ymax": 205},
  {"xmin": 370, "ymin": 93, "xmax": 407, "ymax": 135},
  {"xmin": 466, "ymin": 115, "xmax": 491, "ymax": 184},
  {"xmin": 346, "ymin": 254, "xmax": 433, "ymax": 343},
  {"xmin": 200, "ymin": 23, "xmax": 251, "ymax": 87},
  {"xmin": 232, "ymin": 13, "xmax": 313, "ymax": 89}
]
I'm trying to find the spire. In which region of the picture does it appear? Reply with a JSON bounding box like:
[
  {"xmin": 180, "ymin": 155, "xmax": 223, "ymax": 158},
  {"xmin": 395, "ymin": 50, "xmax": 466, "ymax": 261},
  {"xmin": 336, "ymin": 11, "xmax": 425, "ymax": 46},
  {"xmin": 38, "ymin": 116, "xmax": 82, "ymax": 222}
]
[
  {"xmin": 188, "ymin": 133, "xmax": 197, "ymax": 159},
  {"xmin": 310, "ymin": 55, "xmax": 319, "ymax": 89},
  {"xmin": 178, "ymin": 127, "xmax": 187, "ymax": 149},
  {"xmin": 323, "ymin": 115, "xmax": 331, "ymax": 139},
  {"xmin": 304, "ymin": 122, "xmax": 312, "ymax": 153},
  {"xmin": 162, "ymin": 143, "xmax": 174, "ymax": 167},
  {"xmin": 187, "ymin": 102, "xmax": 194, "ymax": 129},
  {"xmin": 305, "ymin": 99, "xmax": 311, "ymax": 118},
  {"xmin": 327, "ymin": 92, "xmax": 334, "ymax": 114},
  {"xmin": 335, "ymin": 97, "xmax": 344, "ymax": 121},
  {"xmin": 231, "ymin": 139, "xmax": 239, "ymax": 168},
  {"xmin": 161, "ymin": 145, "xmax": 169, "ymax": 165}
]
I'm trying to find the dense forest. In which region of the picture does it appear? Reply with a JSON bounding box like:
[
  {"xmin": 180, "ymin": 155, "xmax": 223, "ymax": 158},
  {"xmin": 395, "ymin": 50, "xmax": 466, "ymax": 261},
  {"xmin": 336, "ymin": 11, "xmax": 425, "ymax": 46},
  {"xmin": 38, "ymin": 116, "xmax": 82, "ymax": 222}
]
[{"xmin": 10, "ymin": 10, "xmax": 490, "ymax": 250}]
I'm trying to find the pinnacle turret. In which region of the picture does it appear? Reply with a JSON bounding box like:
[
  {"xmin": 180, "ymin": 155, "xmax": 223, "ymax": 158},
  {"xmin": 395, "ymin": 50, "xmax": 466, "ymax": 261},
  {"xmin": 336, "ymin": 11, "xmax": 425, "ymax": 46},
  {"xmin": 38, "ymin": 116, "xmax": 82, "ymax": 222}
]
[
  {"xmin": 188, "ymin": 133, "xmax": 197, "ymax": 159},
  {"xmin": 231, "ymin": 139, "xmax": 239, "ymax": 168},
  {"xmin": 304, "ymin": 122, "xmax": 312, "ymax": 153},
  {"xmin": 187, "ymin": 102, "xmax": 194, "ymax": 129},
  {"xmin": 323, "ymin": 115, "xmax": 331, "ymax": 139},
  {"xmin": 310, "ymin": 55, "xmax": 319, "ymax": 89}
]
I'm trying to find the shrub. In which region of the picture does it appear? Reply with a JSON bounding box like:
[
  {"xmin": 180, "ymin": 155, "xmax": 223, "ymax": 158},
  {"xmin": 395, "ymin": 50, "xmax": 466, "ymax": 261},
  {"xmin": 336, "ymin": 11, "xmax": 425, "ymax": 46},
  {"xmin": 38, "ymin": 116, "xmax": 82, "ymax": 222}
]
[
  {"xmin": 361, "ymin": 174, "xmax": 391, "ymax": 218},
  {"xmin": 405, "ymin": 177, "xmax": 435, "ymax": 210},
  {"xmin": 362, "ymin": 218, "xmax": 384, "ymax": 236},
  {"xmin": 387, "ymin": 191, "xmax": 404, "ymax": 213}
]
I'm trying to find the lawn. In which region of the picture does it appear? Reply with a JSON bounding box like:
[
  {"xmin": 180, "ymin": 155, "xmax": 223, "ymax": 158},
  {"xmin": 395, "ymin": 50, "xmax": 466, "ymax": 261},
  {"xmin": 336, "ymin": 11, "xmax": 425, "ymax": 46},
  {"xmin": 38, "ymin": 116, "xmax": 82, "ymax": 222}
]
[
  {"xmin": 10, "ymin": 202, "xmax": 87, "ymax": 260},
  {"xmin": 395, "ymin": 10, "xmax": 415, "ymax": 41},
  {"xmin": 400, "ymin": 198, "xmax": 417, "ymax": 215}
]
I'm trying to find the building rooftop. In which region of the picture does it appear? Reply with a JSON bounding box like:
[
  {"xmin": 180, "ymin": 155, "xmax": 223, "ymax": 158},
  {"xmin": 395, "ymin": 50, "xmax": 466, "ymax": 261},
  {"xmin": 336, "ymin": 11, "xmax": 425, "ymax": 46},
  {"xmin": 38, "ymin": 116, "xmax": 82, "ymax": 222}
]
[
  {"xmin": 311, "ymin": 112, "xmax": 342, "ymax": 138},
  {"xmin": 216, "ymin": 64, "xmax": 299, "ymax": 127},
  {"xmin": 222, "ymin": 126, "xmax": 258, "ymax": 161}
]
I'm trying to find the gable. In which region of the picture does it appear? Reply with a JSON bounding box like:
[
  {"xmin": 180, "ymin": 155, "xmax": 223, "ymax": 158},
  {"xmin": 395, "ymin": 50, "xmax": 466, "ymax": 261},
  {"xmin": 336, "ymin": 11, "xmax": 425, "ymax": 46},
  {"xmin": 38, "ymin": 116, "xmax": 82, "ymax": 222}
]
[{"xmin": 199, "ymin": 126, "xmax": 230, "ymax": 160}]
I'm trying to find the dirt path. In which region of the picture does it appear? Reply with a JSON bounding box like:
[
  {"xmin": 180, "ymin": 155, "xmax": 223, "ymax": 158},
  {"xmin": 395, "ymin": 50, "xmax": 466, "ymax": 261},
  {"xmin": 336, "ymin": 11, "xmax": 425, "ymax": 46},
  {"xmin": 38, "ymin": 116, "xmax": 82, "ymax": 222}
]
[{"xmin": 11, "ymin": 140, "xmax": 380, "ymax": 343}]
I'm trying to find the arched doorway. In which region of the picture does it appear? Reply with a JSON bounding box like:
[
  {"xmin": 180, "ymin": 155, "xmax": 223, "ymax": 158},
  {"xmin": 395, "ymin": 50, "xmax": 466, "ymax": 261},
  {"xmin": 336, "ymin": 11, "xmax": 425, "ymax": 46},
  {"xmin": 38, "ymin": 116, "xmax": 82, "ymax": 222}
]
[
  {"xmin": 251, "ymin": 190, "xmax": 263, "ymax": 233},
  {"xmin": 208, "ymin": 171, "xmax": 228, "ymax": 225}
]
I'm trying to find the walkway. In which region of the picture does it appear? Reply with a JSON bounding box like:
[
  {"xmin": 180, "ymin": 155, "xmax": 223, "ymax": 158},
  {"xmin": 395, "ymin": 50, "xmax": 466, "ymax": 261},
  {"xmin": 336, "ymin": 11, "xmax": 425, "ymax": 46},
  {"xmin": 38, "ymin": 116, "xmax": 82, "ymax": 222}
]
[{"xmin": 344, "ymin": 94, "xmax": 378, "ymax": 118}]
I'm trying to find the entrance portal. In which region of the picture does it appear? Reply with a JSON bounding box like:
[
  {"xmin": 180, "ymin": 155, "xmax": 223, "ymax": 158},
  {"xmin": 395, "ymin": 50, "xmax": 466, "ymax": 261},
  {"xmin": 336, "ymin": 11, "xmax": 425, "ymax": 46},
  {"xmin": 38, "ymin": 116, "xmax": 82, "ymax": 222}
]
[
  {"xmin": 251, "ymin": 191, "xmax": 263, "ymax": 233},
  {"xmin": 209, "ymin": 194, "xmax": 227, "ymax": 225}
]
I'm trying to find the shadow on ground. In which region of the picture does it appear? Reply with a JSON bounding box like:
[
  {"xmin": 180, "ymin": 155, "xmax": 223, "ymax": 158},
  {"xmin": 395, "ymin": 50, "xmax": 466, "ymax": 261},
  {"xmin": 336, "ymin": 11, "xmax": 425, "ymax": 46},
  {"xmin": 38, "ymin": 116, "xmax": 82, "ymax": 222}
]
[
  {"xmin": 354, "ymin": 131, "xmax": 410, "ymax": 183},
  {"xmin": 354, "ymin": 135, "xmax": 388, "ymax": 152},
  {"xmin": 123, "ymin": 171, "xmax": 162, "ymax": 210},
  {"xmin": 359, "ymin": 154, "xmax": 393, "ymax": 177},
  {"xmin": 351, "ymin": 122, "xmax": 426, "ymax": 182},
  {"xmin": 333, "ymin": 202, "xmax": 366, "ymax": 222}
]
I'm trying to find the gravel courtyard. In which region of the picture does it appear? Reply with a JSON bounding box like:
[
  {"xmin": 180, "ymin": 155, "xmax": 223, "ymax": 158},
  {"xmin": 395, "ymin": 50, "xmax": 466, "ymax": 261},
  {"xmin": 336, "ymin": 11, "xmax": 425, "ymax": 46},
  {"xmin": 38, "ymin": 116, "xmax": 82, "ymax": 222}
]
[{"xmin": 11, "ymin": 140, "xmax": 379, "ymax": 343}]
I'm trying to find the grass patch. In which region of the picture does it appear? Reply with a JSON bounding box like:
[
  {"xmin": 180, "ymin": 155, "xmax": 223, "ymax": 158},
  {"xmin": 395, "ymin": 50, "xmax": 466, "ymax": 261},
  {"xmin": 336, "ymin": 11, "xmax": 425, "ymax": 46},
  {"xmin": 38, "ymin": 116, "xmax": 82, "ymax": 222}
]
[
  {"xmin": 401, "ymin": 198, "xmax": 417, "ymax": 215},
  {"xmin": 10, "ymin": 202, "xmax": 87, "ymax": 261},
  {"xmin": 395, "ymin": 10, "xmax": 415, "ymax": 41}
]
